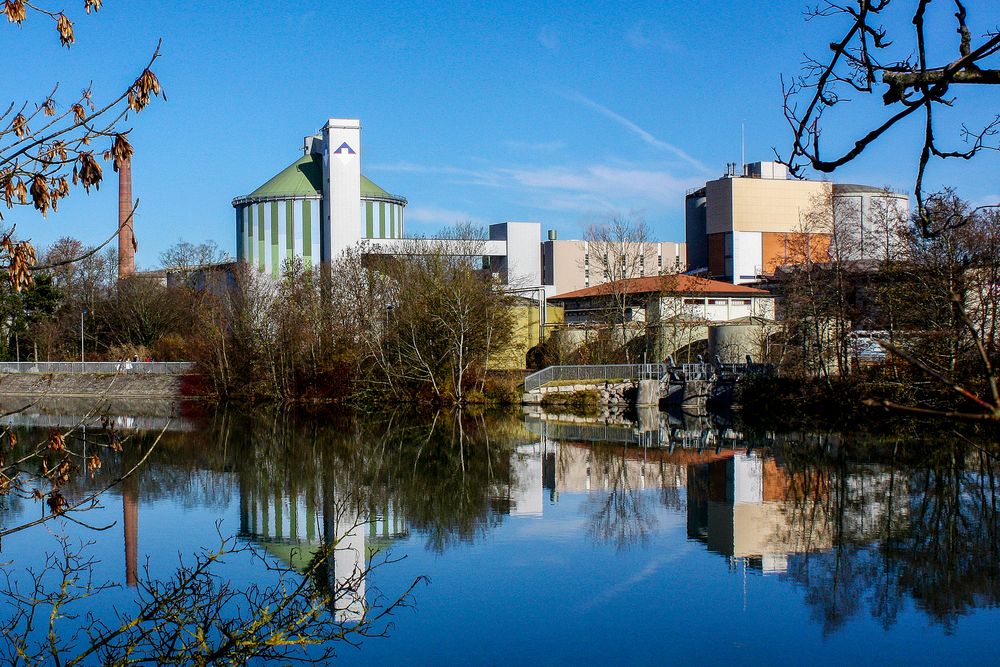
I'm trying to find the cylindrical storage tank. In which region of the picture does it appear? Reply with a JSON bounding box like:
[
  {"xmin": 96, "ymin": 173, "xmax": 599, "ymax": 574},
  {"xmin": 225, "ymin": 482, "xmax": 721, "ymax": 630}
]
[
  {"xmin": 232, "ymin": 153, "xmax": 325, "ymax": 277},
  {"xmin": 832, "ymin": 184, "xmax": 909, "ymax": 260},
  {"xmin": 685, "ymin": 188, "xmax": 708, "ymax": 271},
  {"xmin": 707, "ymin": 317, "xmax": 778, "ymax": 363},
  {"xmin": 360, "ymin": 175, "xmax": 407, "ymax": 240},
  {"xmin": 233, "ymin": 153, "xmax": 407, "ymax": 273}
]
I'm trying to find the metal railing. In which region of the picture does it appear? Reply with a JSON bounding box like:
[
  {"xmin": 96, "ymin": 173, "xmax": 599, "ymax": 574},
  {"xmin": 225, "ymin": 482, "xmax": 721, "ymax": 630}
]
[
  {"xmin": 0, "ymin": 361, "xmax": 195, "ymax": 375},
  {"xmin": 524, "ymin": 419, "xmax": 659, "ymax": 446},
  {"xmin": 524, "ymin": 364, "xmax": 671, "ymax": 392},
  {"xmin": 524, "ymin": 361, "xmax": 774, "ymax": 391}
]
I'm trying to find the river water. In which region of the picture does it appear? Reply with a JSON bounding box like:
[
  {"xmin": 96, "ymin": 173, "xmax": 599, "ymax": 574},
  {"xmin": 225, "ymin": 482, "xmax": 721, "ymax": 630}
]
[{"xmin": 1, "ymin": 403, "xmax": 998, "ymax": 664}]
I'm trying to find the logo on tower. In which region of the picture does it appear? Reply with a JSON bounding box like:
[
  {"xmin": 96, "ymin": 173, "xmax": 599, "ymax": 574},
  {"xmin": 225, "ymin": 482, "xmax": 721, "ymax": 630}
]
[{"xmin": 332, "ymin": 142, "xmax": 356, "ymax": 159}]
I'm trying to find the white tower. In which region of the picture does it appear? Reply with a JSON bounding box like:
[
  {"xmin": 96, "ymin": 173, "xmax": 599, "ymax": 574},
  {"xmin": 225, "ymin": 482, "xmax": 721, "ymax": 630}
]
[{"xmin": 322, "ymin": 118, "xmax": 362, "ymax": 260}]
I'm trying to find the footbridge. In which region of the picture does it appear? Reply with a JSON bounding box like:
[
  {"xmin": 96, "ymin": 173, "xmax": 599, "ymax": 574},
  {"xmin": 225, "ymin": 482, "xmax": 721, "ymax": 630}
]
[{"xmin": 523, "ymin": 359, "xmax": 773, "ymax": 407}]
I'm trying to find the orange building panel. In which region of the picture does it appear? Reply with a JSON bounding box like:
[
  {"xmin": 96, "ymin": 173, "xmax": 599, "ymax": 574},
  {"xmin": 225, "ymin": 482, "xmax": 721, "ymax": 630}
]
[{"xmin": 762, "ymin": 232, "xmax": 832, "ymax": 273}]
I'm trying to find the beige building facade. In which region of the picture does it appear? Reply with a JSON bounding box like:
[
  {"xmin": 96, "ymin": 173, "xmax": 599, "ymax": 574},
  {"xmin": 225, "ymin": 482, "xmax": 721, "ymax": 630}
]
[
  {"xmin": 541, "ymin": 238, "xmax": 686, "ymax": 296},
  {"xmin": 687, "ymin": 161, "xmax": 908, "ymax": 284}
]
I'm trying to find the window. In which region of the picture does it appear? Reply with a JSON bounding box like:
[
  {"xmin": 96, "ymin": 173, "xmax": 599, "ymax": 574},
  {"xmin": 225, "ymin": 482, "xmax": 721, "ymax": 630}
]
[
  {"xmin": 683, "ymin": 298, "xmax": 703, "ymax": 305},
  {"xmin": 708, "ymin": 299, "xmax": 726, "ymax": 305},
  {"xmin": 733, "ymin": 299, "xmax": 751, "ymax": 305}
]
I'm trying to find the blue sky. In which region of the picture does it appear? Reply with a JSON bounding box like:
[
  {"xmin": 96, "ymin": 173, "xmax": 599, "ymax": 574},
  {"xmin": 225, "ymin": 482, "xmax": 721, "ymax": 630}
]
[{"xmin": 5, "ymin": 1, "xmax": 999, "ymax": 267}]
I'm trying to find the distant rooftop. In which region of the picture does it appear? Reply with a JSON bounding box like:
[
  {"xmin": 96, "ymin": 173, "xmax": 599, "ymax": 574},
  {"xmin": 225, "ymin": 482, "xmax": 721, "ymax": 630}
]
[{"xmin": 550, "ymin": 275, "xmax": 771, "ymax": 300}]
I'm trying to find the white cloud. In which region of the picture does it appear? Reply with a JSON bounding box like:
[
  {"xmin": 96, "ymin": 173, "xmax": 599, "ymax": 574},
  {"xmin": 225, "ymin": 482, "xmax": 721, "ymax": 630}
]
[
  {"xmin": 537, "ymin": 26, "xmax": 560, "ymax": 51},
  {"xmin": 563, "ymin": 90, "xmax": 710, "ymax": 174},
  {"xmin": 500, "ymin": 164, "xmax": 702, "ymax": 207},
  {"xmin": 624, "ymin": 21, "xmax": 677, "ymax": 52},
  {"xmin": 371, "ymin": 157, "xmax": 703, "ymax": 224},
  {"xmin": 504, "ymin": 140, "xmax": 566, "ymax": 152}
]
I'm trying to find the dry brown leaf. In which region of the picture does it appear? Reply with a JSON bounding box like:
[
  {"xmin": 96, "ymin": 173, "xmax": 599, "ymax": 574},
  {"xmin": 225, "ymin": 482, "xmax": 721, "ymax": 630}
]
[
  {"xmin": 3, "ymin": 0, "xmax": 26, "ymax": 23},
  {"xmin": 56, "ymin": 13, "xmax": 74, "ymax": 47}
]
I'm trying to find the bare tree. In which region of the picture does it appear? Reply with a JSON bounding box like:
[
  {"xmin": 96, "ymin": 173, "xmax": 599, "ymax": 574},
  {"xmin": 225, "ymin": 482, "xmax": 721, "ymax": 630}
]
[
  {"xmin": 780, "ymin": 1, "xmax": 999, "ymax": 235},
  {"xmin": 0, "ymin": 2, "xmax": 164, "ymax": 290},
  {"xmin": 373, "ymin": 242, "xmax": 516, "ymax": 404},
  {"xmin": 1, "ymin": 521, "xmax": 425, "ymax": 664},
  {"xmin": 584, "ymin": 217, "xmax": 651, "ymax": 362},
  {"xmin": 159, "ymin": 240, "xmax": 232, "ymax": 288}
]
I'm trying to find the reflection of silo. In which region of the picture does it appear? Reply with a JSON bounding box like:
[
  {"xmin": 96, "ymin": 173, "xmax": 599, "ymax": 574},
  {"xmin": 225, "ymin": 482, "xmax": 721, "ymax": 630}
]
[
  {"xmin": 323, "ymin": 491, "xmax": 366, "ymax": 623},
  {"xmin": 685, "ymin": 188, "xmax": 708, "ymax": 271},
  {"xmin": 238, "ymin": 483, "xmax": 407, "ymax": 624},
  {"xmin": 708, "ymin": 317, "xmax": 777, "ymax": 363}
]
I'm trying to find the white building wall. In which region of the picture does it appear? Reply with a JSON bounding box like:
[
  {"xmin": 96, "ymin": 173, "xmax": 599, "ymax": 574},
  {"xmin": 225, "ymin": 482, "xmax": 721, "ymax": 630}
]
[
  {"xmin": 276, "ymin": 202, "xmax": 286, "ymax": 274},
  {"xmin": 323, "ymin": 118, "xmax": 362, "ymax": 260},
  {"xmin": 309, "ymin": 199, "xmax": 321, "ymax": 264},
  {"xmin": 490, "ymin": 222, "xmax": 542, "ymax": 286},
  {"xmin": 705, "ymin": 300, "xmax": 729, "ymax": 320},
  {"xmin": 733, "ymin": 231, "xmax": 762, "ymax": 284},
  {"xmin": 661, "ymin": 295, "xmax": 774, "ymax": 323}
]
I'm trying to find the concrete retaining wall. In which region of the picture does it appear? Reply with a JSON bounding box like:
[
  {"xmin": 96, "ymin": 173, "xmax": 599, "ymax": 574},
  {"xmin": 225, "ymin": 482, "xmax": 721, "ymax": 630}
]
[
  {"xmin": 0, "ymin": 373, "xmax": 192, "ymax": 399},
  {"xmin": 523, "ymin": 380, "xmax": 638, "ymax": 407}
]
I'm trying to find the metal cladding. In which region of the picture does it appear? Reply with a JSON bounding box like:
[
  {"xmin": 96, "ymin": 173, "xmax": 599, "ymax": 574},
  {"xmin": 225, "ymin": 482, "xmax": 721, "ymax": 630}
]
[
  {"xmin": 117, "ymin": 156, "xmax": 135, "ymax": 279},
  {"xmin": 232, "ymin": 119, "xmax": 407, "ymax": 275}
]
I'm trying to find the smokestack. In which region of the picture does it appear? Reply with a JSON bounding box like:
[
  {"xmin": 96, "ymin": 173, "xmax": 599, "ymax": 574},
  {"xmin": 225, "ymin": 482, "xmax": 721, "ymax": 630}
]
[{"xmin": 118, "ymin": 156, "xmax": 135, "ymax": 279}]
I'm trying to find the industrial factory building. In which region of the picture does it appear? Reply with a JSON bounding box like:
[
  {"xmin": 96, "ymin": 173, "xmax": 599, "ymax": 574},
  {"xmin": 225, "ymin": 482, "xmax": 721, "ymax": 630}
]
[
  {"xmin": 233, "ymin": 119, "xmax": 407, "ymax": 277},
  {"xmin": 685, "ymin": 161, "xmax": 909, "ymax": 284},
  {"xmin": 232, "ymin": 118, "xmax": 688, "ymax": 296}
]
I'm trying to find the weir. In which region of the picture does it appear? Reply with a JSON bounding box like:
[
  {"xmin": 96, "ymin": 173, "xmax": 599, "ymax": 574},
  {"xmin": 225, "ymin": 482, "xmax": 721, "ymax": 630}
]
[{"xmin": 522, "ymin": 360, "xmax": 773, "ymax": 408}]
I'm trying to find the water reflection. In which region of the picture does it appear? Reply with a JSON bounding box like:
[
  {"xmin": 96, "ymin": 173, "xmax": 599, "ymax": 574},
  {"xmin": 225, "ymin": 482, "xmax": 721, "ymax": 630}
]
[
  {"xmin": 522, "ymin": 408, "xmax": 1000, "ymax": 631},
  {"xmin": 3, "ymin": 404, "xmax": 999, "ymax": 641},
  {"xmin": 775, "ymin": 446, "xmax": 1000, "ymax": 633}
]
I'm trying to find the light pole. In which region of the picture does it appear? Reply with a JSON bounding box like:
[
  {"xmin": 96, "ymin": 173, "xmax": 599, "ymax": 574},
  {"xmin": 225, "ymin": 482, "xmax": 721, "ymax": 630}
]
[{"xmin": 80, "ymin": 309, "xmax": 87, "ymax": 363}]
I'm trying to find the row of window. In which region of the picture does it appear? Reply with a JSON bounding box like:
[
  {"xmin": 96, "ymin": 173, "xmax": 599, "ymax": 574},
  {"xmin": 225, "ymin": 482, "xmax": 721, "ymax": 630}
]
[{"xmin": 681, "ymin": 298, "xmax": 753, "ymax": 306}]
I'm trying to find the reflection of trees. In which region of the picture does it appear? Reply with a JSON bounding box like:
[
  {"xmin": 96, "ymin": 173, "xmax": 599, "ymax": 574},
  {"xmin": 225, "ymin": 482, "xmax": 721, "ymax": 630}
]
[
  {"xmin": 4, "ymin": 407, "xmax": 528, "ymax": 557},
  {"xmin": 775, "ymin": 438, "xmax": 1000, "ymax": 634},
  {"xmin": 225, "ymin": 408, "xmax": 524, "ymax": 554},
  {"xmin": 580, "ymin": 445, "xmax": 658, "ymax": 551},
  {"xmin": 4, "ymin": 420, "xmax": 234, "ymax": 518}
]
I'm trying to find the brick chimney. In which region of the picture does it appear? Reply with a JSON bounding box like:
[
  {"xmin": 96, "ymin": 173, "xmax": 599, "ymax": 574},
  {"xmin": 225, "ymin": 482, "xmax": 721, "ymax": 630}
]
[{"xmin": 118, "ymin": 156, "xmax": 135, "ymax": 279}]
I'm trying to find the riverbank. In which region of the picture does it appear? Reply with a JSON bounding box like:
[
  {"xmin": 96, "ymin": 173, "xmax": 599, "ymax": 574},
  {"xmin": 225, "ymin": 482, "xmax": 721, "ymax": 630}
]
[{"xmin": 0, "ymin": 372, "xmax": 206, "ymax": 400}]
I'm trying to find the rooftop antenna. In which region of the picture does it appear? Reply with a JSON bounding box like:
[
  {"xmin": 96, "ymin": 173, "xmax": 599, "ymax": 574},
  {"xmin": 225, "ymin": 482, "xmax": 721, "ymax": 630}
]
[{"xmin": 741, "ymin": 122, "xmax": 745, "ymax": 173}]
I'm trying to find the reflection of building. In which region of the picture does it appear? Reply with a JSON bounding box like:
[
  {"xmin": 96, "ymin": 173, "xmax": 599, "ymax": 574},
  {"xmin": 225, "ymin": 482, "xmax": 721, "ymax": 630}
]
[
  {"xmin": 687, "ymin": 453, "xmax": 832, "ymax": 573},
  {"xmin": 509, "ymin": 444, "xmax": 544, "ymax": 517},
  {"xmin": 548, "ymin": 442, "xmax": 685, "ymax": 494},
  {"xmin": 502, "ymin": 438, "xmax": 689, "ymax": 514},
  {"xmin": 238, "ymin": 486, "xmax": 407, "ymax": 622}
]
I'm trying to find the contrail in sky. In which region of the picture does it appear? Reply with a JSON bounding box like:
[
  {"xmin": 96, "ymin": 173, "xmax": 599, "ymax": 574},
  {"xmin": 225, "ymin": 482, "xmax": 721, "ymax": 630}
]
[{"xmin": 565, "ymin": 90, "xmax": 711, "ymax": 174}]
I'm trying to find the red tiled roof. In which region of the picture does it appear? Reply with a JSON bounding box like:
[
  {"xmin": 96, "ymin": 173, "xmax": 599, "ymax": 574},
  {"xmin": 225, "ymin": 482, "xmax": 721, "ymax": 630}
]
[{"xmin": 549, "ymin": 274, "xmax": 771, "ymax": 300}]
